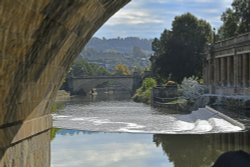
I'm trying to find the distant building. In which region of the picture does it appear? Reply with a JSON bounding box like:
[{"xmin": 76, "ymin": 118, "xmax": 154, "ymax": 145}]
[{"xmin": 203, "ymin": 32, "xmax": 250, "ymax": 95}]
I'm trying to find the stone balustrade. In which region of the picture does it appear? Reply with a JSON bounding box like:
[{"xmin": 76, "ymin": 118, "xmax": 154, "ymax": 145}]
[{"xmin": 204, "ymin": 32, "xmax": 250, "ymax": 95}]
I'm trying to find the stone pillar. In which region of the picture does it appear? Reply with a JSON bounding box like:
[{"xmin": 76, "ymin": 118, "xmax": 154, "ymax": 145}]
[
  {"xmin": 210, "ymin": 59, "xmax": 214, "ymax": 84},
  {"xmin": 214, "ymin": 58, "xmax": 219, "ymax": 85},
  {"xmin": 243, "ymin": 54, "xmax": 249, "ymax": 87},
  {"xmin": 248, "ymin": 53, "xmax": 250, "ymax": 87},
  {"xmin": 221, "ymin": 57, "xmax": 226, "ymax": 86},
  {"xmin": 227, "ymin": 56, "xmax": 232, "ymax": 86},
  {"xmin": 209, "ymin": 60, "xmax": 213, "ymax": 85},
  {"xmin": 0, "ymin": 116, "xmax": 51, "ymax": 167},
  {"xmin": 218, "ymin": 58, "xmax": 222, "ymax": 86},
  {"xmin": 238, "ymin": 54, "xmax": 243, "ymax": 86},
  {"xmin": 234, "ymin": 53, "xmax": 239, "ymax": 87}
]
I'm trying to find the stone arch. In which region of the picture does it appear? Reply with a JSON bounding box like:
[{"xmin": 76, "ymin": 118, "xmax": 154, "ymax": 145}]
[{"xmin": 0, "ymin": 0, "xmax": 130, "ymax": 165}]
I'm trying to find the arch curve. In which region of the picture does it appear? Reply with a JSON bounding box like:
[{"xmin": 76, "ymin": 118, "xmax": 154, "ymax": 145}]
[{"xmin": 0, "ymin": 0, "xmax": 130, "ymax": 162}]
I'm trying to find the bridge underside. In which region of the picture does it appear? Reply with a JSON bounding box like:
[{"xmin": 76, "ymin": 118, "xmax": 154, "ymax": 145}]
[{"xmin": 0, "ymin": 0, "xmax": 130, "ymax": 166}]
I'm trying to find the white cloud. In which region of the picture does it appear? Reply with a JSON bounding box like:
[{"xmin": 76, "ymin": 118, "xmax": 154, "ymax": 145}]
[
  {"xmin": 106, "ymin": 10, "xmax": 164, "ymax": 26},
  {"xmin": 223, "ymin": 0, "xmax": 233, "ymax": 8},
  {"xmin": 52, "ymin": 141, "xmax": 163, "ymax": 167},
  {"xmin": 96, "ymin": 0, "xmax": 234, "ymax": 38}
]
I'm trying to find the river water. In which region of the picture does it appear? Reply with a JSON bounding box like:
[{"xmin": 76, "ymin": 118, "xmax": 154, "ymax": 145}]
[{"xmin": 51, "ymin": 93, "xmax": 250, "ymax": 167}]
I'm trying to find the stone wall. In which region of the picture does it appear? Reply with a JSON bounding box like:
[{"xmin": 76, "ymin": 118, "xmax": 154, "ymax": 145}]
[
  {"xmin": 0, "ymin": 131, "xmax": 50, "ymax": 167},
  {"xmin": 0, "ymin": 0, "xmax": 130, "ymax": 166}
]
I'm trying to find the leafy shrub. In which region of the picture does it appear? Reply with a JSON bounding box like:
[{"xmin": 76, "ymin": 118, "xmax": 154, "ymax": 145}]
[
  {"xmin": 179, "ymin": 76, "xmax": 208, "ymax": 103},
  {"xmin": 133, "ymin": 78, "xmax": 157, "ymax": 104}
]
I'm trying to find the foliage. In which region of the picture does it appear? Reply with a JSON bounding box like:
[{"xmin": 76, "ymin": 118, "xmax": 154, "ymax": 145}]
[
  {"xmin": 50, "ymin": 128, "xmax": 60, "ymax": 141},
  {"xmin": 141, "ymin": 77, "xmax": 157, "ymax": 90},
  {"xmin": 151, "ymin": 13, "xmax": 212, "ymax": 83},
  {"xmin": 133, "ymin": 78, "xmax": 157, "ymax": 104},
  {"xmin": 113, "ymin": 64, "xmax": 131, "ymax": 75},
  {"xmin": 133, "ymin": 46, "xmax": 147, "ymax": 58},
  {"xmin": 218, "ymin": 0, "xmax": 250, "ymax": 39},
  {"xmin": 69, "ymin": 59, "xmax": 110, "ymax": 77},
  {"xmin": 50, "ymin": 102, "xmax": 65, "ymax": 113},
  {"xmin": 86, "ymin": 37, "xmax": 153, "ymax": 53},
  {"xmin": 178, "ymin": 76, "xmax": 208, "ymax": 103}
]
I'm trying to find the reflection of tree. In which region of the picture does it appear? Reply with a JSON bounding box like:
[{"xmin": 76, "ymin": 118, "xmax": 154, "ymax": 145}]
[
  {"xmin": 51, "ymin": 128, "xmax": 99, "ymax": 141},
  {"xmin": 50, "ymin": 128, "xmax": 61, "ymax": 141},
  {"xmin": 153, "ymin": 132, "xmax": 250, "ymax": 167}
]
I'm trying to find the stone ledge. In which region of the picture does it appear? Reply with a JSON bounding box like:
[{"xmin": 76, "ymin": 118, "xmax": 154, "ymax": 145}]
[
  {"xmin": 0, "ymin": 115, "xmax": 52, "ymax": 148},
  {"xmin": 0, "ymin": 131, "xmax": 50, "ymax": 167}
]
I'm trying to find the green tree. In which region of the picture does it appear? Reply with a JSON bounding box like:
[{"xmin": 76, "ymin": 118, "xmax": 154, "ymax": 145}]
[
  {"xmin": 69, "ymin": 59, "xmax": 110, "ymax": 77},
  {"xmin": 113, "ymin": 64, "xmax": 131, "ymax": 75},
  {"xmin": 218, "ymin": 9, "xmax": 238, "ymax": 38},
  {"xmin": 151, "ymin": 13, "xmax": 212, "ymax": 82},
  {"xmin": 218, "ymin": 0, "xmax": 250, "ymax": 39}
]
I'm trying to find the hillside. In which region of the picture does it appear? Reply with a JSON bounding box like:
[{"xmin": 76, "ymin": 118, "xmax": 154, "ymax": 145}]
[
  {"xmin": 85, "ymin": 37, "xmax": 153, "ymax": 53},
  {"xmin": 79, "ymin": 37, "xmax": 153, "ymax": 71}
]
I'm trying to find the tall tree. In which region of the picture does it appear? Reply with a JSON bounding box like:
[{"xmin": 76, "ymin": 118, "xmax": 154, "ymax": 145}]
[
  {"xmin": 218, "ymin": 9, "xmax": 238, "ymax": 38},
  {"xmin": 218, "ymin": 0, "xmax": 250, "ymax": 39},
  {"xmin": 151, "ymin": 13, "xmax": 212, "ymax": 82}
]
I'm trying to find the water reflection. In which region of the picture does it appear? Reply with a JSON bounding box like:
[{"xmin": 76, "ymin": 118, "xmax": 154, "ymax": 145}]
[
  {"xmin": 51, "ymin": 129, "xmax": 172, "ymax": 167},
  {"xmin": 51, "ymin": 129, "xmax": 250, "ymax": 167},
  {"xmin": 154, "ymin": 131, "xmax": 250, "ymax": 167}
]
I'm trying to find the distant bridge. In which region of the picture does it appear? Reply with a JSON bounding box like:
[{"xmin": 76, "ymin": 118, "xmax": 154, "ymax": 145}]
[{"xmin": 68, "ymin": 75, "xmax": 140, "ymax": 95}]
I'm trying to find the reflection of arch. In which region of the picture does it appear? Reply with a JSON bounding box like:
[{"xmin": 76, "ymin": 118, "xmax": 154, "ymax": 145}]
[{"xmin": 153, "ymin": 132, "xmax": 250, "ymax": 167}]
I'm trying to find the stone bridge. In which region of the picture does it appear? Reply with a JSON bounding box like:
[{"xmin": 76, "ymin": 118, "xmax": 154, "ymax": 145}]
[
  {"xmin": 68, "ymin": 75, "xmax": 137, "ymax": 95},
  {"xmin": 0, "ymin": 1, "xmax": 130, "ymax": 166}
]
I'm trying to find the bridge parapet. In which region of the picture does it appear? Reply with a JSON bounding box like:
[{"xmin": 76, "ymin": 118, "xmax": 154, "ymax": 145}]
[
  {"xmin": 68, "ymin": 75, "xmax": 136, "ymax": 95},
  {"xmin": 72, "ymin": 75, "xmax": 133, "ymax": 79},
  {"xmin": 213, "ymin": 32, "xmax": 250, "ymax": 51}
]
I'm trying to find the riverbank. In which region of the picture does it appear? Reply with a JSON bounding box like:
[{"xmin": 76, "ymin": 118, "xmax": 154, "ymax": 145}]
[
  {"xmin": 50, "ymin": 90, "xmax": 70, "ymax": 113},
  {"xmin": 55, "ymin": 90, "xmax": 70, "ymax": 101}
]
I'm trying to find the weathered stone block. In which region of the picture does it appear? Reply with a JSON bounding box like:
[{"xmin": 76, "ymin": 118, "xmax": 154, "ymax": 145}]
[{"xmin": 0, "ymin": 131, "xmax": 50, "ymax": 167}]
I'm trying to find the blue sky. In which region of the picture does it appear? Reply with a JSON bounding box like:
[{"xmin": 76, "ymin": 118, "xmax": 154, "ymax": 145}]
[{"xmin": 94, "ymin": 0, "xmax": 233, "ymax": 39}]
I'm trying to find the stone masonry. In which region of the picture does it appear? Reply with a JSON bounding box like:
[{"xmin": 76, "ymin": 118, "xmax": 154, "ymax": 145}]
[
  {"xmin": 0, "ymin": 0, "xmax": 130, "ymax": 166},
  {"xmin": 204, "ymin": 32, "xmax": 250, "ymax": 95}
]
